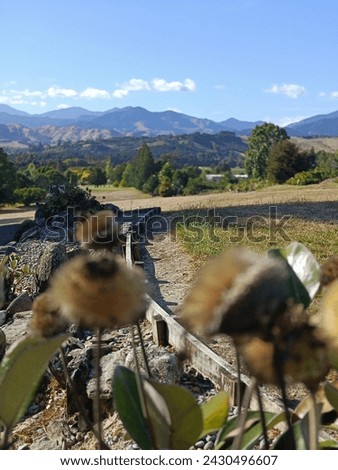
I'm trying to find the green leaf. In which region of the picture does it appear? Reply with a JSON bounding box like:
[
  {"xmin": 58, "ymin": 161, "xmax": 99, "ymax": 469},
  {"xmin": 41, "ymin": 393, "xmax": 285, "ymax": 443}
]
[
  {"xmin": 268, "ymin": 248, "xmax": 311, "ymax": 307},
  {"xmin": 240, "ymin": 412, "xmax": 285, "ymax": 450},
  {"xmin": 0, "ymin": 333, "xmax": 69, "ymax": 429},
  {"xmin": 199, "ymin": 391, "xmax": 229, "ymax": 438},
  {"xmin": 150, "ymin": 381, "xmax": 203, "ymax": 449},
  {"xmin": 112, "ymin": 366, "xmax": 153, "ymax": 449},
  {"xmin": 285, "ymin": 241, "xmax": 320, "ymax": 299},
  {"xmin": 273, "ymin": 414, "xmax": 310, "ymax": 450},
  {"xmin": 112, "ymin": 366, "xmax": 203, "ymax": 450},
  {"xmin": 319, "ymin": 440, "xmax": 338, "ymax": 449},
  {"xmin": 324, "ymin": 382, "xmax": 338, "ymax": 413},
  {"xmin": 215, "ymin": 411, "xmax": 283, "ymax": 450}
]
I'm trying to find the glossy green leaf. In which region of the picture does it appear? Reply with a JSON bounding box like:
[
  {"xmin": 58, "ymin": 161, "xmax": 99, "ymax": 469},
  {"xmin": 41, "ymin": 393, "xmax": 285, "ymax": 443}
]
[
  {"xmin": 113, "ymin": 366, "xmax": 203, "ymax": 450},
  {"xmin": 268, "ymin": 248, "xmax": 311, "ymax": 307},
  {"xmin": 199, "ymin": 391, "xmax": 229, "ymax": 438},
  {"xmin": 0, "ymin": 333, "xmax": 69, "ymax": 429},
  {"xmin": 112, "ymin": 366, "xmax": 154, "ymax": 449},
  {"xmin": 324, "ymin": 382, "xmax": 338, "ymax": 413},
  {"xmin": 240, "ymin": 412, "xmax": 285, "ymax": 450},
  {"xmin": 150, "ymin": 381, "xmax": 203, "ymax": 449},
  {"xmin": 285, "ymin": 241, "xmax": 320, "ymax": 299},
  {"xmin": 215, "ymin": 411, "xmax": 282, "ymax": 449}
]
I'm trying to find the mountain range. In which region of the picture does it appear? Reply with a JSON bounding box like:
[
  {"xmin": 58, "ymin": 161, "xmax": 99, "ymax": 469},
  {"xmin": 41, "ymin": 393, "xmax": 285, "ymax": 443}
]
[{"xmin": 0, "ymin": 104, "xmax": 338, "ymax": 147}]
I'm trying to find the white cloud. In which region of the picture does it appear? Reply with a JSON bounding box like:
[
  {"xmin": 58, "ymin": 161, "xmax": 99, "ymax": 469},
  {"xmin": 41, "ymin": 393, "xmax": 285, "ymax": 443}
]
[
  {"xmin": 47, "ymin": 86, "xmax": 78, "ymax": 98},
  {"xmin": 330, "ymin": 91, "xmax": 338, "ymax": 98},
  {"xmin": 112, "ymin": 79, "xmax": 150, "ymax": 98},
  {"xmin": 266, "ymin": 83, "xmax": 305, "ymax": 99},
  {"xmin": 152, "ymin": 78, "xmax": 196, "ymax": 92},
  {"xmin": 112, "ymin": 77, "xmax": 196, "ymax": 98},
  {"xmin": 80, "ymin": 87, "xmax": 110, "ymax": 99}
]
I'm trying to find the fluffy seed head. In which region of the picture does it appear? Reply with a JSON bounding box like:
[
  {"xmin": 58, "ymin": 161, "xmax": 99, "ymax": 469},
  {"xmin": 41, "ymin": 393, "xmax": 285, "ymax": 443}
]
[
  {"xmin": 181, "ymin": 248, "xmax": 289, "ymax": 337},
  {"xmin": 75, "ymin": 210, "xmax": 121, "ymax": 250},
  {"xmin": 317, "ymin": 278, "xmax": 338, "ymax": 348},
  {"xmin": 236, "ymin": 320, "xmax": 330, "ymax": 391},
  {"xmin": 320, "ymin": 256, "xmax": 338, "ymax": 290},
  {"xmin": 30, "ymin": 291, "xmax": 69, "ymax": 337},
  {"xmin": 48, "ymin": 252, "xmax": 148, "ymax": 329}
]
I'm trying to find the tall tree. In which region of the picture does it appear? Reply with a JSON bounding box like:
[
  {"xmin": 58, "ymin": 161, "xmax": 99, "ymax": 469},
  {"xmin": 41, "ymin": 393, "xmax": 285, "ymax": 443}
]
[
  {"xmin": 267, "ymin": 140, "xmax": 316, "ymax": 183},
  {"xmin": 0, "ymin": 148, "xmax": 17, "ymax": 204},
  {"xmin": 130, "ymin": 143, "xmax": 156, "ymax": 190},
  {"xmin": 245, "ymin": 123, "xmax": 289, "ymax": 179}
]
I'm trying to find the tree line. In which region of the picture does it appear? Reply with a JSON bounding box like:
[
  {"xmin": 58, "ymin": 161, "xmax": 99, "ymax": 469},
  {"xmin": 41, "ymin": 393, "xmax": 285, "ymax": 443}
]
[{"xmin": 1, "ymin": 123, "xmax": 338, "ymax": 207}]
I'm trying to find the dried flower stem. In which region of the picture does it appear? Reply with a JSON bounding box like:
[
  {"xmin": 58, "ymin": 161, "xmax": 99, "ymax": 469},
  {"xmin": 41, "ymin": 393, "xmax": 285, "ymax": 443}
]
[
  {"xmin": 94, "ymin": 327, "xmax": 104, "ymax": 450},
  {"xmin": 274, "ymin": 348, "xmax": 296, "ymax": 449},
  {"xmin": 235, "ymin": 347, "xmax": 242, "ymax": 408},
  {"xmin": 59, "ymin": 347, "xmax": 110, "ymax": 449},
  {"xmin": 131, "ymin": 325, "xmax": 155, "ymax": 449},
  {"xmin": 231, "ymin": 378, "xmax": 257, "ymax": 450},
  {"xmin": 309, "ymin": 391, "xmax": 319, "ymax": 450},
  {"xmin": 136, "ymin": 321, "xmax": 152, "ymax": 378},
  {"xmin": 255, "ymin": 384, "xmax": 269, "ymax": 449}
]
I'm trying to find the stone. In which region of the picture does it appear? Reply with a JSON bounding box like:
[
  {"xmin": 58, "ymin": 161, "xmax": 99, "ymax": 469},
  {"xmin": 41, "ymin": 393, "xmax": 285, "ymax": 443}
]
[
  {"xmin": 0, "ymin": 310, "xmax": 6, "ymax": 326},
  {"xmin": 6, "ymin": 292, "xmax": 32, "ymax": 318},
  {"xmin": 35, "ymin": 243, "xmax": 68, "ymax": 293},
  {"xmin": 125, "ymin": 345, "xmax": 181, "ymax": 383},
  {"xmin": 2, "ymin": 310, "xmax": 32, "ymax": 348},
  {"xmin": 14, "ymin": 220, "xmax": 37, "ymax": 243}
]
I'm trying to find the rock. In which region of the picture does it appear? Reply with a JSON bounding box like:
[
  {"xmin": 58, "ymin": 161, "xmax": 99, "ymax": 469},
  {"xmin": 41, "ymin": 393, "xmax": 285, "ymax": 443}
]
[
  {"xmin": 0, "ymin": 243, "xmax": 17, "ymax": 257},
  {"xmin": 14, "ymin": 220, "xmax": 37, "ymax": 243},
  {"xmin": 86, "ymin": 350, "xmax": 128, "ymax": 400},
  {"xmin": 6, "ymin": 292, "xmax": 32, "ymax": 318},
  {"xmin": 0, "ymin": 310, "xmax": 6, "ymax": 326},
  {"xmin": 36, "ymin": 243, "xmax": 68, "ymax": 293},
  {"xmin": 2, "ymin": 310, "xmax": 32, "ymax": 348},
  {"xmin": 125, "ymin": 345, "xmax": 181, "ymax": 383}
]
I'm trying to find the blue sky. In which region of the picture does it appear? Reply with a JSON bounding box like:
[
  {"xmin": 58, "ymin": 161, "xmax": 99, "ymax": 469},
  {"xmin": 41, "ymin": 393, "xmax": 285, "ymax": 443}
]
[{"xmin": 1, "ymin": 0, "xmax": 338, "ymax": 125}]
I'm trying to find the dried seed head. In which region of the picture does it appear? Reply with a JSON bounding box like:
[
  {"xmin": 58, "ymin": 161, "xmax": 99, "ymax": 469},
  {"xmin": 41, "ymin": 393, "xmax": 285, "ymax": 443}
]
[
  {"xmin": 317, "ymin": 278, "xmax": 338, "ymax": 348},
  {"xmin": 75, "ymin": 210, "xmax": 120, "ymax": 250},
  {"xmin": 236, "ymin": 317, "xmax": 330, "ymax": 391},
  {"xmin": 30, "ymin": 291, "xmax": 69, "ymax": 337},
  {"xmin": 181, "ymin": 248, "xmax": 289, "ymax": 337},
  {"xmin": 48, "ymin": 252, "xmax": 148, "ymax": 329},
  {"xmin": 320, "ymin": 256, "xmax": 338, "ymax": 290},
  {"xmin": 282, "ymin": 325, "xmax": 330, "ymax": 391},
  {"xmin": 236, "ymin": 335, "xmax": 277, "ymax": 384}
]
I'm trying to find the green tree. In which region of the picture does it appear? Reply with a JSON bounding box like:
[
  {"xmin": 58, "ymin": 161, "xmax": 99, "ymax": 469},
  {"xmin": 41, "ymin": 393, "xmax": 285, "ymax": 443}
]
[
  {"xmin": 130, "ymin": 143, "xmax": 156, "ymax": 190},
  {"xmin": 245, "ymin": 123, "xmax": 289, "ymax": 179},
  {"xmin": 157, "ymin": 162, "xmax": 174, "ymax": 197},
  {"xmin": 14, "ymin": 187, "xmax": 47, "ymax": 206},
  {"xmin": 0, "ymin": 148, "xmax": 17, "ymax": 204},
  {"xmin": 120, "ymin": 163, "xmax": 133, "ymax": 187},
  {"xmin": 88, "ymin": 167, "xmax": 107, "ymax": 187},
  {"xmin": 267, "ymin": 140, "xmax": 316, "ymax": 184}
]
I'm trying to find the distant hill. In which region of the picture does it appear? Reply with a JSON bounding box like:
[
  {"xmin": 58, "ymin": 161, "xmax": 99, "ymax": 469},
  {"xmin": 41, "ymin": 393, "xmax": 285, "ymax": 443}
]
[
  {"xmin": 11, "ymin": 131, "xmax": 248, "ymax": 169},
  {"xmin": 0, "ymin": 105, "xmax": 262, "ymax": 141},
  {"xmin": 1, "ymin": 104, "xmax": 338, "ymax": 144},
  {"xmin": 286, "ymin": 110, "xmax": 338, "ymax": 137}
]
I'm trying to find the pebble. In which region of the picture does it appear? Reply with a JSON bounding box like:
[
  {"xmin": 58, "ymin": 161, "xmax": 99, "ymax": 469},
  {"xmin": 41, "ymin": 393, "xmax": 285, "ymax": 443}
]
[
  {"xmin": 195, "ymin": 440, "xmax": 205, "ymax": 449},
  {"xmin": 204, "ymin": 441, "xmax": 214, "ymax": 450}
]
